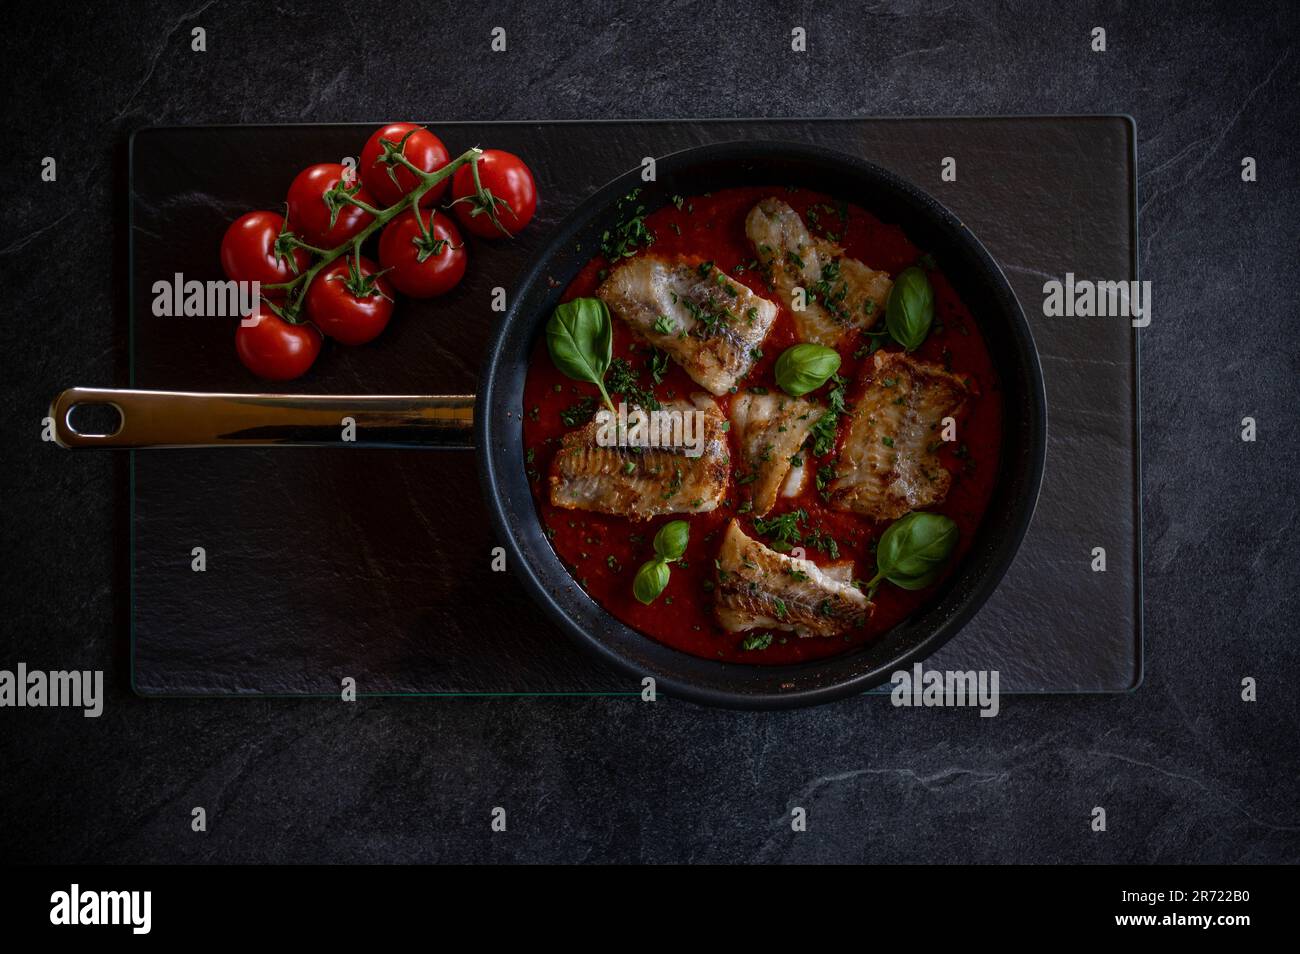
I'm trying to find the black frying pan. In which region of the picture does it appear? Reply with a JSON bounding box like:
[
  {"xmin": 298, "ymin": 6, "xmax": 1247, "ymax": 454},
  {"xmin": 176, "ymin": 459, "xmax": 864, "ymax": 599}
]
[{"xmin": 52, "ymin": 141, "xmax": 1046, "ymax": 709}]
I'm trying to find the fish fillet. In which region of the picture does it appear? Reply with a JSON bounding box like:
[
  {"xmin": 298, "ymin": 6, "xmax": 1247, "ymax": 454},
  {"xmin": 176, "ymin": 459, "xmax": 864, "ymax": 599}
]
[
  {"xmin": 597, "ymin": 256, "xmax": 777, "ymax": 395},
  {"xmin": 729, "ymin": 392, "xmax": 821, "ymax": 517},
  {"xmin": 745, "ymin": 198, "xmax": 892, "ymax": 346},
  {"xmin": 829, "ymin": 351, "xmax": 969, "ymax": 520},
  {"xmin": 714, "ymin": 520, "xmax": 870, "ymax": 638},
  {"xmin": 549, "ymin": 394, "xmax": 729, "ymax": 519}
]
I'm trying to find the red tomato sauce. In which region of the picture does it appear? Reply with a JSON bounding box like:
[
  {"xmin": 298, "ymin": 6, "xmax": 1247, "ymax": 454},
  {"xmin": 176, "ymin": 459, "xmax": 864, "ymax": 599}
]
[{"xmin": 521, "ymin": 186, "xmax": 1002, "ymax": 665}]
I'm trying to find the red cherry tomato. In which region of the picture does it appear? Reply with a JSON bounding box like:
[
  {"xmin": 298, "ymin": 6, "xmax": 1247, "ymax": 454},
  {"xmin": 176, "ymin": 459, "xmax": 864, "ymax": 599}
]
[
  {"xmin": 235, "ymin": 311, "xmax": 322, "ymax": 381},
  {"xmin": 378, "ymin": 208, "xmax": 467, "ymax": 298},
  {"xmin": 304, "ymin": 255, "xmax": 395, "ymax": 346},
  {"xmin": 450, "ymin": 149, "xmax": 537, "ymax": 238},
  {"xmin": 359, "ymin": 123, "xmax": 451, "ymax": 207},
  {"xmin": 220, "ymin": 211, "xmax": 308, "ymax": 294},
  {"xmin": 286, "ymin": 163, "xmax": 376, "ymax": 248}
]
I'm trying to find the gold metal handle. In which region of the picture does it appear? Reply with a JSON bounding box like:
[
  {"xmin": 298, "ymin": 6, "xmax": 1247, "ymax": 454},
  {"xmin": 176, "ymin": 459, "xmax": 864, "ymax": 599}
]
[{"xmin": 49, "ymin": 387, "xmax": 475, "ymax": 449}]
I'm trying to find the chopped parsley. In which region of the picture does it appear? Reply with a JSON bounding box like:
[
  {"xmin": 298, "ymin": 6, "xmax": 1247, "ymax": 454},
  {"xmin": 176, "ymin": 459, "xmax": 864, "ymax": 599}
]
[
  {"xmin": 606, "ymin": 358, "xmax": 660, "ymax": 410},
  {"xmin": 816, "ymin": 462, "xmax": 837, "ymax": 498},
  {"xmin": 647, "ymin": 348, "xmax": 670, "ymax": 384},
  {"xmin": 560, "ymin": 396, "xmax": 597, "ymax": 427},
  {"xmin": 810, "ymin": 259, "xmax": 852, "ymax": 324},
  {"xmin": 599, "ymin": 189, "xmax": 655, "ymax": 259},
  {"xmin": 805, "ymin": 528, "xmax": 840, "ymax": 560},
  {"xmin": 753, "ymin": 509, "xmax": 807, "ymax": 552},
  {"xmin": 807, "ymin": 373, "xmax": 848, "ymax": 456}
]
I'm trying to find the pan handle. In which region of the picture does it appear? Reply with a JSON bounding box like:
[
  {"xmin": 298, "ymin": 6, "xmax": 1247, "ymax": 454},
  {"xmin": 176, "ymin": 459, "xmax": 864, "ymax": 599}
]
[{"xmin": 49, "ymin": 387, "xmax": 475, "ymax": 449}]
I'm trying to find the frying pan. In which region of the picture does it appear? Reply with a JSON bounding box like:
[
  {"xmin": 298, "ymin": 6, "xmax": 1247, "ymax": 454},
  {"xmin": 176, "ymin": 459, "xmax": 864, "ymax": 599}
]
[{"xmin": 52, "ymin": 141, "xmax": 1046, "ymax": 709}]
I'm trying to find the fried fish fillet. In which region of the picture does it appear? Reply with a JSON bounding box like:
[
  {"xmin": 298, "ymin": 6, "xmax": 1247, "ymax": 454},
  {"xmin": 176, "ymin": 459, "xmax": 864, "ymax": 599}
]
[
  {"xmin": 597, "ymin": 256, "xmax": 777, "ymax": 395},
  {"xmin": 713, "ymin": 520, "xmax": 870, "ymax": 638},
  {"xmin": 829, "ymin": 351, "xmax": 969, "ymax": 521},
  {"xmin": 745, "ymin": 198, "xmax": 892, "ymax": 346},
  {"xmin": 728, "ymin": 392, "xmax": 821, "ymax": 517},
  {"xmin": 549, "ymin": 394, "xmax": 729, "ymax": 519}
]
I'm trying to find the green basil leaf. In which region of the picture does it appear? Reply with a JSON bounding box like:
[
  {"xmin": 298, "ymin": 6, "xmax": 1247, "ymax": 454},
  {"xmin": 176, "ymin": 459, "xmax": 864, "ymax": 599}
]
[
  {"xmin": 653, "ymin": 520, "xmax": 690, "ymax": 561},
  {"xmin": 774, "ymin": 343, "xmax": 842, "ymax": 397},
  {"xmin": 633, "ymin": 557, "xmax": 671, "ymax": 604},
  {"xmin": 870, "ymin": 511, "xmax": 958, "ymax": 594},
  {"xmin": 546, "ymin": 297, "xmax": 615, "ymax": 411},
  {"xmin": 885, "ymin": 266, "xmax": 934, "ymax": 352}
]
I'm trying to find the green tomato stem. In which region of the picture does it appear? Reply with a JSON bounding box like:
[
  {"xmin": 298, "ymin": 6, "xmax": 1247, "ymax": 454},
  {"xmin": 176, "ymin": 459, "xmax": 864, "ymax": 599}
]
[
  {"xmin": 261, "ymin": 146, "xmax": 486, "ymax": 320},
  {"xmin": 288, "ymin": 237, "xmax": 333, "ymax": 256},
  {"xmin": 342, "ymin": 195, "xmax": 384, "ymax": 217}
]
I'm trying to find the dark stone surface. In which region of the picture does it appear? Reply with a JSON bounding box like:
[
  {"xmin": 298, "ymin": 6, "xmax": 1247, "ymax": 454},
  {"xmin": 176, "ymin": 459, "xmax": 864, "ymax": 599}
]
[
  {"xmin": 1, "ymin": 1, "xmax": 1297, "ymax": 863},
  {"xmin": 128, "ymin": 118, "xmax": 1134, "ymax": 696}
]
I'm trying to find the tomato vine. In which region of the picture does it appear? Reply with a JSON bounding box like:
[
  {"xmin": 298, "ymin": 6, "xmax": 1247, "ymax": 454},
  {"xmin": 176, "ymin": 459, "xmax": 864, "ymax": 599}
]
[{"xmin": 262, "ymin": 142, "xmax": 506, "ymax": 323}]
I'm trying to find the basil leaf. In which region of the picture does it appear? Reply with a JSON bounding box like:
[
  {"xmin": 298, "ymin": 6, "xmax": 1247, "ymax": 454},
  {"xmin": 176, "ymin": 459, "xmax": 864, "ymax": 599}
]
[
  {"xmin": 653, "ymin": 520, "xmax": 690, "ymax": 561},
  {"xmin": 885, "ymin": 266, "xmax": 934, "ymax": 352},
  {"xmin": 633, "ymin": 557, "xmax": 671, "ymax": 605},
  {"xmin": 867, "ymin": 511, "xmax": 958, "ymax": 597},
  {"xmin": 774, "ymin": 343, "xmax": 842, "ymax": 397},
  {"xmin": 546, "ymin": 297, "xmax": 615, "ymax": 412}
]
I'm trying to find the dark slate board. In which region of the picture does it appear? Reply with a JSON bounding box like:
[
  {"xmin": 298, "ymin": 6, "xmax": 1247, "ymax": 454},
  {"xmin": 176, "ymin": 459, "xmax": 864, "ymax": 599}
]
[{"xmin": 129, "ymin": 118, "xmax": 1139, "ymax": 696}]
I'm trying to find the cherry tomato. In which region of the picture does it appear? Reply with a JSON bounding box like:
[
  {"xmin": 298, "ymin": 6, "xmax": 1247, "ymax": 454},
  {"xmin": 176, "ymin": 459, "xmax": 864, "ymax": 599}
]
[
  {"xmin": 450, "ymin": 149, "xmax": 537, "ymax": 238},
  {"xmin": 378, "ymin": 208, "xmax": 467, "ymax": 298},
  {"xmin": 359, "ymin": 123, "xmax": 451, "ymax": 207},
  {"xmin": 235, "ymin": 311, "xmax": 322, "ymax": 381},
  {"xmin": 286, "ymin": 163, "xmax": 376, "ymax": 248},
  {"xmin": 304, "ymin": 255, "xmax": 395, "ymax": 346},
  {"xmin": 220, "ymin": 211, "xmax": 309, "ymax": 294}
]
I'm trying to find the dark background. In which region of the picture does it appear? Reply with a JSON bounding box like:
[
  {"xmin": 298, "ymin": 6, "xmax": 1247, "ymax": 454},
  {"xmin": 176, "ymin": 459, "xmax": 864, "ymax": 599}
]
[{"xmin": 2, "ymin": 0, "xmax": 1297, "ymax": 863}]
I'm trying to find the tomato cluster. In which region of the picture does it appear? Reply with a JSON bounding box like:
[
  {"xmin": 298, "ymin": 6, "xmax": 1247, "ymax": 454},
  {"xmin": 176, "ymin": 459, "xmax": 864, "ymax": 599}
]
[{"xmin": 219, "ymin": 123, "xmax": 538, "ymax": 380}]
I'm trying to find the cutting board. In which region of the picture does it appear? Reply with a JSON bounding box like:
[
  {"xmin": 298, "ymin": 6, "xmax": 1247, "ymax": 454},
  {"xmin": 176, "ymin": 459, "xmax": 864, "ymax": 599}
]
[{"xmin": 128, "ymin": 118, "xmax": 1140, "ymax": 696}]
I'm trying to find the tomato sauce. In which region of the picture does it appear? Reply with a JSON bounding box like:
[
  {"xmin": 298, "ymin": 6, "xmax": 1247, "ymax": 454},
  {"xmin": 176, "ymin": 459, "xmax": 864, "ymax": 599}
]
[{"xmin": 521, "ymin": 186, "xmax": 1002, "ymax": 665}]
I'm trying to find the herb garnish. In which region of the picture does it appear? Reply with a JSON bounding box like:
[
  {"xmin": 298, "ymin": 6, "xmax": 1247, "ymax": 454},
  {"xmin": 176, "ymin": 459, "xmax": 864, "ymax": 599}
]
[
  {"xmin": 633, "ymin": 520, "xmax": 690, "ymax": 605},
  {"xmin": 807, "ymin": 373, "xmax": 848, "ymax": 456},
  {"xmin": 599, "ymin": 188, "xmax": 655, "ymax": 259},
  {"xmin": 753, "ymin": 509, "xmax": 807, "ymax": 552},
  {"xmin": 560, "ymin": 395, "xmax": 597, "ymax": 427},
  {"xmin": 647, "ymin": 348, "xmax": 669, "ymax": 385},
  {"xmin": 885, "ymin": 266, "xmax": 935, "ymax": 351},
  {"xmin": 775, "ymin": 343, "xmax": 841, "ymax": 397},
  {"xmin": 606, "ymin": 357, "xmax": 660, "ymax": 410},
  {"xmin": 865, "ymin": 512, "xmax": 958, "ymax": 599},
  {"xmin": 545, "ymin": 297, "xmax": 615, "ymax": 414}
]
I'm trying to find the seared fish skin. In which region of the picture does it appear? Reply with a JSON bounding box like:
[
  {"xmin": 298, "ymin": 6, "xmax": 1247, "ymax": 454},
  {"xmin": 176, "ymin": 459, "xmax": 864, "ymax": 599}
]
[
  {"xmin": 714, "ymin": 520, "xmax": 870, "ymax": 638},
  {"xmin": 549, "ymin": 394, "xmax": 729, "ymax": 519},
  {"xmin": 729, "ymin": 392, "xmax": 821, "ymax": 517},
  {"xmin": 597, "ymin": 256, "xmax": 777, "ymax": 395},
  {"xmin": 829, "ymin": 351, "xmax": 969, "ymax": 521},
  {"xmin": 745, "ymin": 198, "xmax": 892, "ymax": 346}
]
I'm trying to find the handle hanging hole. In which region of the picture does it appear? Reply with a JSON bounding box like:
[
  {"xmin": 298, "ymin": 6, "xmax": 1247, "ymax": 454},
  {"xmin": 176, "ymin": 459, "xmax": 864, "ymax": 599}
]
[{"xmin": 66, "ymin": 402, "xmax": 123, "ymax": 437}]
